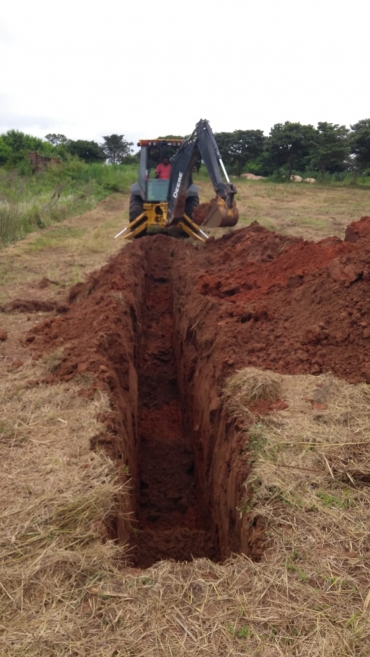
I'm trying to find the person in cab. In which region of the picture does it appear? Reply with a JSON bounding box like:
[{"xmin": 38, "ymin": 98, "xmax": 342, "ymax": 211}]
[{"xmin": 155, "ymin": 156, "xmax": 171, "ymax": 179}]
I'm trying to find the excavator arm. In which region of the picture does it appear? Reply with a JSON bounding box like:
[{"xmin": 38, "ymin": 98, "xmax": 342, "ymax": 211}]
[{"xmin": 168, "ymin": 119, "xmax": 239, "ymax": 228}]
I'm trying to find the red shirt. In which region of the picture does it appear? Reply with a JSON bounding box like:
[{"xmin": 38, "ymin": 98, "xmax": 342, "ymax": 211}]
[{"xmin": 156, "ymin": 163, "xmax": 171, "ymax": 179}]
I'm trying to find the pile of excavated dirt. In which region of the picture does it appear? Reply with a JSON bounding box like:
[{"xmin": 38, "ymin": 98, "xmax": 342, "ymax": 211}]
[
  {"xmin": 26, "ymin": 217, "xmax": 370, "ymax": 567},
  {"xmin": 191, "ymin": 218, "xmax": 370, "ymax": 382}
]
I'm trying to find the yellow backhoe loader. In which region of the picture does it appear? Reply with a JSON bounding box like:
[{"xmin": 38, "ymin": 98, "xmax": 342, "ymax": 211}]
[{"xmin": 115, "ymin": 119, "xmax": 239, "ymax": 242}]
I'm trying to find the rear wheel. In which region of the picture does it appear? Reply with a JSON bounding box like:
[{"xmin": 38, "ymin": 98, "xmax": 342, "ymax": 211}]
[
  {"xmin": 185, "ymin": 195, "xmax": 199, "ymax": 219},
  {"xmin": 129, "ymin": 195, "xmax": 144, "ymax": 222},
  {"xmin": 129, "ymin": 195, "xmax": 146, "ymax": 238}
]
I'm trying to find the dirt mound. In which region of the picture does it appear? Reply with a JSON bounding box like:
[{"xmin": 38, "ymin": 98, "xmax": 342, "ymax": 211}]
[
  {"xmin": 345, "ymin": 215, "xmax": 370, "ymax": 242},
  {"xmin": 37, "ymin": 276, "xmax": 59, "ymax": 289},
  {"xmin": 190, "ymin": 220, "xmax": 370, "ymax": 382},
  {"xmin": 1, "ymin": 298, "xmax": 60, "ymax": 313},
  {"xmin": 25, "ymin": 218, "xmax": 370, "ymax": 566},
  {"xmin": 241, "ymin": 173, "xmax": 266, "ymax": 180}
]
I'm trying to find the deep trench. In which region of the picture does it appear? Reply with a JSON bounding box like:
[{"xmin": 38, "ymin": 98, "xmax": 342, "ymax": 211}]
[{"xmin": 130, "ymin": 251, "xmax": 220, "ymax": 567}]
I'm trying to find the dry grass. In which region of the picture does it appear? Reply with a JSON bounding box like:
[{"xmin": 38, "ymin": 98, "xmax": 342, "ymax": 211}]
[
  {"xmin": 224, "ymin": 366, "xmax": 282, "ymax": 406},
  {"xmin": 0, "ymin": 361, "xmax": 129, "ymax": 655},
  {"xmin": 0, "ymin": 194, "xmax": 128, "ymax": 305},
  {"xmin": 226, "ymin": 370, "xmax": 370, "ymax": 656},
  {"xmin": 196, "ymin": 178, "xmax": 370, "ymax": 240},
  {"xmin": 2, "ymin": 364, "xmax": 370, "ymax": 655},
  {"xmin": 2, "ymin": 192, "xmax": 370, "ymax": 655},
  {"xmin": 43, "ymin": 346, "xmax": 65, "ymax": 373}
]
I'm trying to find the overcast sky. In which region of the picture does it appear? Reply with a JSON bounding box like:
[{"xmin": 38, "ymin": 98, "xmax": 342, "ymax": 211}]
[{"xmin": 1, "ymin": 0, "xmax": 369, "ymax": 149}]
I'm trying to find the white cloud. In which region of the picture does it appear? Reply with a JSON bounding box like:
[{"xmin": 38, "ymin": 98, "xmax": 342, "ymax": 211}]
[{"xmin": 1, "ymin": 0, "xmax": 369, "ymax": 143}]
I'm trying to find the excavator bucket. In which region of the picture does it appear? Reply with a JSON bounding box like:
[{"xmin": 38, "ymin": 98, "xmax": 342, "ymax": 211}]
[{"xmin": 193, "ymin": 196, "xmax": 239, "ymax": 229}]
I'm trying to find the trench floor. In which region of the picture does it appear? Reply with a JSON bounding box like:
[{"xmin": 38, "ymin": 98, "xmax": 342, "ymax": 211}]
[{"xmin": 131, "ymin": 262, "xmax": 219, "ymax": 567}]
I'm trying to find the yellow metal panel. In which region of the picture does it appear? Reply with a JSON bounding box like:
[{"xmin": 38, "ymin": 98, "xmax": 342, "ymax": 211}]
[
  {"xmin": 143, "ymin": 202, "xmax": 168, "ymax": 227},
  {"xmin": 178, "ymin": 218, "xmax": 207, "ymax": 242},
  {"xmin": 123, "ymin": 219, "xmax": 148, "ymax": 239}
]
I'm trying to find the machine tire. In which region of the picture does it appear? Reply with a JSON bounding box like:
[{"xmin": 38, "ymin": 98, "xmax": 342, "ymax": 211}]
[
  {"xmin": 129, "ymin": 195, "xmax": 146, "ymax": 238},
  {"xmin": 185, "ymin": 195, "xmax": 199, "ymax": 219},
  {"xmin": 129, "ymin": 195, "xmax": 144, "ymax": 222}
]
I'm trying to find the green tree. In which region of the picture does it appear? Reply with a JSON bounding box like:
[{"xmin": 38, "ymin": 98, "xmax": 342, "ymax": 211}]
[
  {"xmin": 267, "ymin": 122, "xmax": 316, "ymax": 178},
  {"xmin": 212, "ymin": 132, "xmax": 233, "ymax": 170},
  {"xmin": 215, "ymin": 130, "xmax": 265, "ymax": 176},
  {"xmin": 0, "ymin": 129, "xmax": 55, "ymax": 169},
  {"xmin": 65, "ymin": 140, "xmax": 105, "ymax": 163},
  {"xmin": 0, "ymin": 137, "xmax": 13, "ymax": 166},
  {"xmin": 120, "ymin": 153, "xmax": 139, "ymax": 165},
  {"xmin": 350, "ymin": 119, "xmax": 370, "ymax": 171},
  {"xmin": 101, "ymin": 134, "xmax": 133, "ymax": 164},
  {"xmin": 309, "ymin": 122, "xmax": 349, "ymax": 175},
  {"xmin": 2, "ymin": 129, "xmax": 44, "ymax": 153},
  {"xmin": 45, "ymin": 133, "xmax": 68, "ymax": 146},
  {"xmin": 157, "ymin": 135, "xmax": 185, "ymax": 140}
]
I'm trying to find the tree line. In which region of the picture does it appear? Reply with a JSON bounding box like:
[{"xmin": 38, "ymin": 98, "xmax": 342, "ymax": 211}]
[
  {"xmin": 1, "ymin": 120, "xmax": 370, "ymax": 178},
  {"xmin": 0, "ymin": 131, "xmax": 135, "ymax": 171},
  {"xmin": 214, "ymin": 120, "xmax": 370, "ymax": 178}
]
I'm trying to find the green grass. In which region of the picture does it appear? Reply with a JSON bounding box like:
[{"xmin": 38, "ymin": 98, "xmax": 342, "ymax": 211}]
[
  {"xmin": 26, "ymin": 227, "xmax": 86, "ymax": 251},
  {"xmin": 0, "ymin": 162, "xmax": 138, "ymax": 247},
  {"xmin": 1, "ymin": 160, "xmax": 368, "ymax": 249},
  {"xmin": 296, "ymin": 217, "xmax": 327, "ymax": 228}
]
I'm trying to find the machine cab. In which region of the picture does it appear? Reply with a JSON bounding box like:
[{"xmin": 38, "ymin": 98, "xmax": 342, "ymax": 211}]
[{"xmin": 137, "ymin": 139, "xmax": 184, "ymax": 202}]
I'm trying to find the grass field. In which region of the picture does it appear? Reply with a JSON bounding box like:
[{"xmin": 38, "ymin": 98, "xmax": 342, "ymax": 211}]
[
  {"xmin": 1, "ymin": 168, "xmax": 369, "ymax": 250},
  {"xmin": 2, "ymin": 175, "xmax": 369, "ymax": 300},
  {"xmin": 1, "ymin": 181, "xmax": 370, "ymax": 655},
  {"xmin": 197, "ymin": 177, "xmax": 370, "ymax": 239},
  {"xmin": 0, "ymin": 163, "xmax": 137, "ymax": 247}
]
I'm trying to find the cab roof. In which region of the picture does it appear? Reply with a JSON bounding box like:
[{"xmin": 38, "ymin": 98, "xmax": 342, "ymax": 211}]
[{"xmin": 138, "ymin": 139, "xmax": 184, "ymax": 147}]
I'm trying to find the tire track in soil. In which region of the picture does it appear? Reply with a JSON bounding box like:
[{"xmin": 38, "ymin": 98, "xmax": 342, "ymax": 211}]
[{"xmin": 133, "ymin": 247, "xmax": 219, "ymax": 567}]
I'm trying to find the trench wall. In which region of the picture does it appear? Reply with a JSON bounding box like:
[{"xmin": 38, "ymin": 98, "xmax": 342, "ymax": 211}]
[
  {"xmin": 26, "ymin": 219, "xmax": 370, "ymax": 565},
  {"xmin": 172, "ymin": 260, "xmax": 250, "ymax": 560},
  {"xmin": 109, "ymin": 237, "xmax": 248, "ymax": 562}
]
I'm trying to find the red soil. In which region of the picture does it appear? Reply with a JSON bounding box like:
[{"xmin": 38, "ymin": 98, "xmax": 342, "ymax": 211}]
[
  {"xmin": 192, "ymin": 201, "xmax": 212, "ymax": 225},
  {"xmin": 190, "ymin": 218, "xmax": 370, "ymax": 382},
  {"xmin": 25, "ymin": 216, "xmax": 370, "ymax": 566},
  {"xmin": 132, "ymin": 250, "xmax": 219, "ymax": 566}
]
